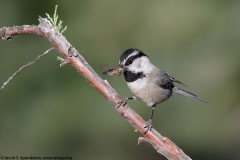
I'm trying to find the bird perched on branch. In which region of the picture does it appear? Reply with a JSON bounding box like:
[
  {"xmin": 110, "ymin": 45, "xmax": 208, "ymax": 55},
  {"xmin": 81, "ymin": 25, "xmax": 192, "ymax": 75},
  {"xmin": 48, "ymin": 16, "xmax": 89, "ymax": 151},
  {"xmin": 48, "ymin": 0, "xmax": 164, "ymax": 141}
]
[{"xmin": 117, "ymin": 48, "xmax": 207, "ymax": 133}]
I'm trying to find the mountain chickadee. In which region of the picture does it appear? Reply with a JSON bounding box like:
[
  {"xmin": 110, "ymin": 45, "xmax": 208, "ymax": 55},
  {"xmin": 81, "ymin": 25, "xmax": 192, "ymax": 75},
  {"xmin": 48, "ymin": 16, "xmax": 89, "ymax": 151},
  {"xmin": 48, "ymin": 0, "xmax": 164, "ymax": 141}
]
[{"xmin": 118, "ymin": 48, "xmax": 206, "ymax": 133}]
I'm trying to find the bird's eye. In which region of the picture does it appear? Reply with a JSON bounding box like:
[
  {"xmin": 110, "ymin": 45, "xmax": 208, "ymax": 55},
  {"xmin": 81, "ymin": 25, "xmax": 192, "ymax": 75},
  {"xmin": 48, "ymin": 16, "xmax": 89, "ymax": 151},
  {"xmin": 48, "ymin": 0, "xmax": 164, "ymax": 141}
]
[
  {"xmin": 127, "ymin": 60, "xmax": 132, "ymax": 65},
  {"xmin": 125, "ymin": 59, "xmax": 133, "ymax": 66}
]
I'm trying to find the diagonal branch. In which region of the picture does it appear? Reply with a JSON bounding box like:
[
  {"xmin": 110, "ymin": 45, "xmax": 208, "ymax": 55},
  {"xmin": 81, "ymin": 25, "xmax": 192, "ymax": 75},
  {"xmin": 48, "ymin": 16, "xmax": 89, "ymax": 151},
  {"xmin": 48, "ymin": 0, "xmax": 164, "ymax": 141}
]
[{"xmin": 0, "ymin": 18, "xmax": 192, "ymax": 160}]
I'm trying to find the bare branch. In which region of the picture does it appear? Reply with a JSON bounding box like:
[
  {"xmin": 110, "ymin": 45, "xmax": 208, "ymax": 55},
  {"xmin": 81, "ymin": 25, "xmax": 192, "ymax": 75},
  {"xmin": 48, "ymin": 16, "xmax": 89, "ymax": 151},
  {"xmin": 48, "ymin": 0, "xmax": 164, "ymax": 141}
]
[
  {"xmin": 0, "ymin": 47, "xmax": 54, "ymax": 92},
  {"xmin": 0, "ymin": 18, "xmax": 192, "ymax": 160}
]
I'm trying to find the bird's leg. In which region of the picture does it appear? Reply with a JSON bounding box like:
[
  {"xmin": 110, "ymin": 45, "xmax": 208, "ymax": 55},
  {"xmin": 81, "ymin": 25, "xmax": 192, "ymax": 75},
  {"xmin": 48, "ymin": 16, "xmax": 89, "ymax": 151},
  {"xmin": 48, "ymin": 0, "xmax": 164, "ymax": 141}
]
[
  {"xmin": 117, "ymin": 96, "xmax": 137, "ymax": 108},
  {"xmin": 144, "ymin": 105, "xmax": 156, "ymax": 134}
]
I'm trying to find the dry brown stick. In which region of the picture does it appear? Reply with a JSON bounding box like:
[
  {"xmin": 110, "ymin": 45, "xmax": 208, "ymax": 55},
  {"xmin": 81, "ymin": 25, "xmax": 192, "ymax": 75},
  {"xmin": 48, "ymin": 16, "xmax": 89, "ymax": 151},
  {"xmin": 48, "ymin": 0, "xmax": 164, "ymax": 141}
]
[{"xmin": 0, "ymin": 18, "xmax": 192, "ymax": 160}]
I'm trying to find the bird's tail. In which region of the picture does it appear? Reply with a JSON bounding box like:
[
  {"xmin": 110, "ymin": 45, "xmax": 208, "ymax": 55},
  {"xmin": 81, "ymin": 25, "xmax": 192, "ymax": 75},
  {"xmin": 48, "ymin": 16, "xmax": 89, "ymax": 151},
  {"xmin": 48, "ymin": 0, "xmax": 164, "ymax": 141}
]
[{"xmin": 172, "ymin": 87, "xmax": 207, "ymax": 103}]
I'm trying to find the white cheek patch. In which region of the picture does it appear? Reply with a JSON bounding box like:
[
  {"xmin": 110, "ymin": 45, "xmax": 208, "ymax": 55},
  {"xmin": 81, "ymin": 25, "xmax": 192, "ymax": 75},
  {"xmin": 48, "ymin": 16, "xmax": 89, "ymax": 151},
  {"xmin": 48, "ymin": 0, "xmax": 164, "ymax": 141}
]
[
  {"xmin": 128, "ymin": 58, "xmax": 142, "ymax": 73},
  {"xmin": 141, "ymin": 57, "xmax": 154, "ymax": 73},
  {"xmin": 128, "ymin": 56, "xmax": 153, "ymax": 73}
]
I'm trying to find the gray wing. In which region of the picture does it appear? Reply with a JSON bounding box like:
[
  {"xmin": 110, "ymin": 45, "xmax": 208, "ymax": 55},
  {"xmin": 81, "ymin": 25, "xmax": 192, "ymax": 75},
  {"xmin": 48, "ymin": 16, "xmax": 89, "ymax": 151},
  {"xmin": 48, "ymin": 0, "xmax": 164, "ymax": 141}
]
[
  {"xmin": 157, "ymin": 71, "xmax": 207, "ymax": 103},
  {"xmin": 163, "ymin": 71, "xmax": 188, "ymax": 87},
  {"xmin": 155, "ymin": 70, "xmax": 175, "ymax": 89}
]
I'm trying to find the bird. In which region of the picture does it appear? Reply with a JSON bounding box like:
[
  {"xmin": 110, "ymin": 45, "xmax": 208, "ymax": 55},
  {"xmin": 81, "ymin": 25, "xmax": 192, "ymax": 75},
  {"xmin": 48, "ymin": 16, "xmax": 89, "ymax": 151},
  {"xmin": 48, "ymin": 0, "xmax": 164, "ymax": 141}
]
[{"xmin": 118, "ymin": 48, "xmax": 206, "ymax": 133}]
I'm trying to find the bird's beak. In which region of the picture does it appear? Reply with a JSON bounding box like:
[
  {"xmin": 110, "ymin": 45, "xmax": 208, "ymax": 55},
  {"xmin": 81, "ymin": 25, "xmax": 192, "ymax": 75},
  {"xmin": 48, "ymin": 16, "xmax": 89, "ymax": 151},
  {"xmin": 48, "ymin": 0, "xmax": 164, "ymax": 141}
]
[
  {"xmin": 119, "ymin": 65, "xmax": 126, "ymax": 71},
  {"xmin": 119, "ymin": 63, "xmax": 124, "ymax": 69}
]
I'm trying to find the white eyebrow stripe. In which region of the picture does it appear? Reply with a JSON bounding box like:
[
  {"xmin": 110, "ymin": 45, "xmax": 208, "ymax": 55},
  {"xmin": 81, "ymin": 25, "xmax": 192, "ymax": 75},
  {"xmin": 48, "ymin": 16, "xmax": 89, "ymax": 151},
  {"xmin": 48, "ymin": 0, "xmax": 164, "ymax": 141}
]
[{"xmin": 123, "ymin": 50, "xmax": 139, "ymax": 65}]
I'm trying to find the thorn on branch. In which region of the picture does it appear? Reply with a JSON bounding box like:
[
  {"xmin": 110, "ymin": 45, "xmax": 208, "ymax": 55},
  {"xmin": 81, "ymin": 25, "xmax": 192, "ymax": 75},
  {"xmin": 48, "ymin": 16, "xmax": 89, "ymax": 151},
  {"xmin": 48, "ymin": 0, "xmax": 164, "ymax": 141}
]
[
  {"xmin": 138, "ymin": 137, "xmax": 161, "ymax": 152},
  {"xmin": 138, "ymin": 137, "xmax": 149, "ymax": 145}
]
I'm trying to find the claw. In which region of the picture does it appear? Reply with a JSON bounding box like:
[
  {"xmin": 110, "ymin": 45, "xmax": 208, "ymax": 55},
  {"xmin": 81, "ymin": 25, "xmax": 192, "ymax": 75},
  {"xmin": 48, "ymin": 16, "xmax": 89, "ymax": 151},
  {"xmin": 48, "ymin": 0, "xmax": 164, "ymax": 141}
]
[
  {"xmin": 116, "ymin": 96, "xmax": 137, "ymax": 108},
  {"xmin": 144, "ymin": 119, "xmax": 152, "ymax": 134},
  {"xmin": 117, "ymin": 98, "xmax": 128, "ymax": 108}
]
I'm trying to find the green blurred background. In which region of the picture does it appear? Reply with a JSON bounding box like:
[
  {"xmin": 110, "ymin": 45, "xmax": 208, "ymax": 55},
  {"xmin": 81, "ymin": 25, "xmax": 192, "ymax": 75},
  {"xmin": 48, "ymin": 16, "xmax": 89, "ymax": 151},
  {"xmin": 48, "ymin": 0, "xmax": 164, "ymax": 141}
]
[{"xmin": 0, "ymin": 0, "xmax": 240, "ymax": 160}]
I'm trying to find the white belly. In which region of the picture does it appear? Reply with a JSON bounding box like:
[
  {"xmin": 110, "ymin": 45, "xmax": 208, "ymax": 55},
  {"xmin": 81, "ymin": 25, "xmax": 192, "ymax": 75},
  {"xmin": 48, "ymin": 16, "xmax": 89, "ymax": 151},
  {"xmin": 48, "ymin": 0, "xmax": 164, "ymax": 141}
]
[{"xmin": 127, "ymin": 78, "xmax": 172, "ymax": 107}]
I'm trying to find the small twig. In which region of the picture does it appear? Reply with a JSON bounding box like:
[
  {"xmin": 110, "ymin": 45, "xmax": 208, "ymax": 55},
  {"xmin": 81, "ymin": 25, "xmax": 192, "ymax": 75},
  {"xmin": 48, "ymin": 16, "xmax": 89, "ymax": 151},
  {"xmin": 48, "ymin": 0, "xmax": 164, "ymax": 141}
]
[{"xmin": 0, "ymin": 47, "xmax": 54, "ymax": 92}]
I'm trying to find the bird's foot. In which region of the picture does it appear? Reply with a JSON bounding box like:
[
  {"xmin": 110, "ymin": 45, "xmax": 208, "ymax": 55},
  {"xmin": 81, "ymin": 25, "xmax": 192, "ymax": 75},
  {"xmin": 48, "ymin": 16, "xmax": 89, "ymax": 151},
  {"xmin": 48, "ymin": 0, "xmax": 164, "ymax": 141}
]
[
  {"xmin": 144, "ymin": 119, "xmax": 152, "ymax": 134},
  {"xmin": 117, "ymin": 97, "xmax": 129, "ymax": 108}
]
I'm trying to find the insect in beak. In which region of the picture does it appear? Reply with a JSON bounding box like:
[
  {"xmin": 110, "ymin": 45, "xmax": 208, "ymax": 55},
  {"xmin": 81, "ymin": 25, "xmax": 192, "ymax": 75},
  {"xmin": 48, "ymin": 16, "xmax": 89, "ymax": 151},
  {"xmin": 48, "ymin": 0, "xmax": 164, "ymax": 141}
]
[{"xmin": 101, "ymin": 66, "xmax": 124, "ymax": 77}]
